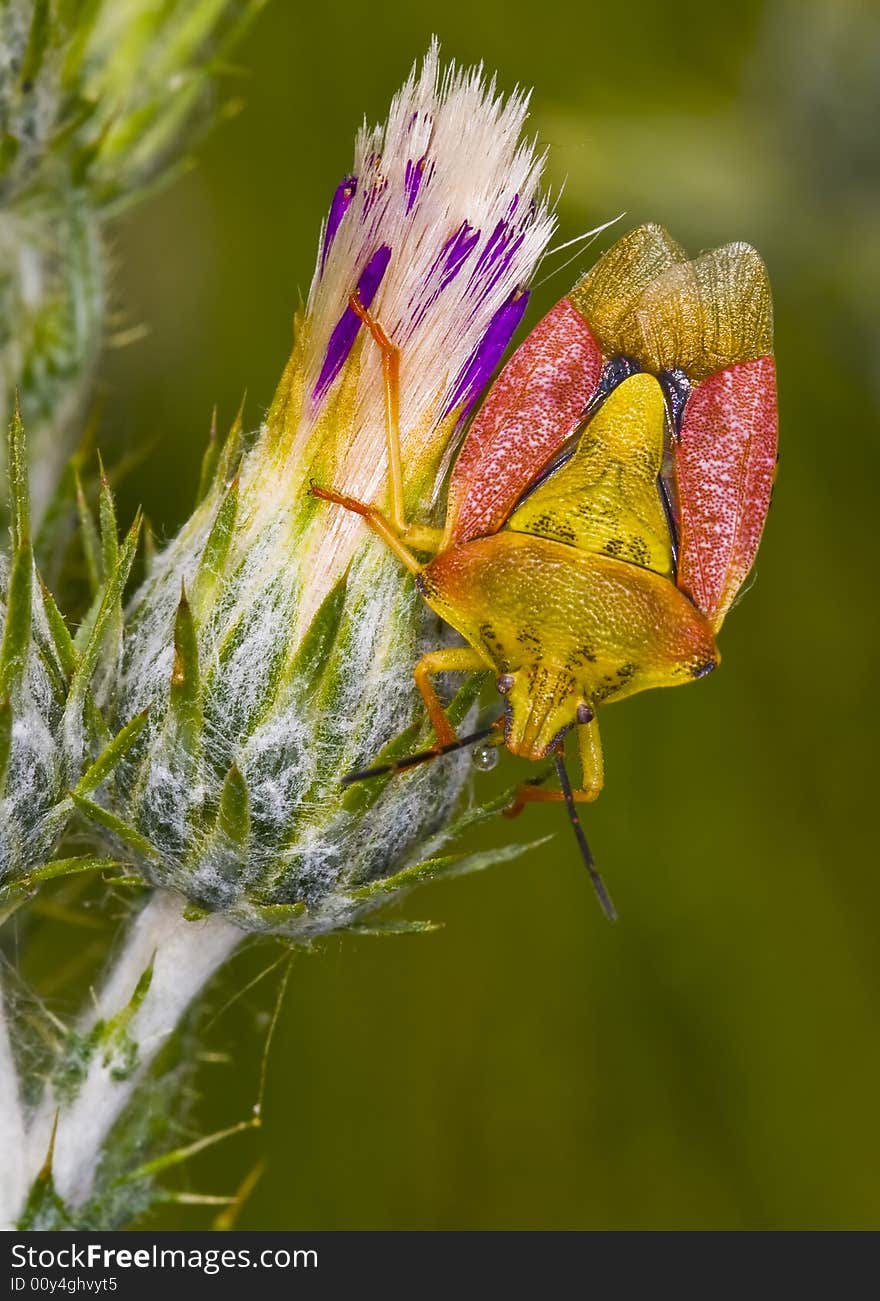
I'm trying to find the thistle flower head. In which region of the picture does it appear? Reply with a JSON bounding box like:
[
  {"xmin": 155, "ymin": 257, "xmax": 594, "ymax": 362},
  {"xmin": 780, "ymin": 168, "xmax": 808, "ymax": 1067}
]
[
  {"xmin": 0, "ymin": 0, "xmax": 263, "ymax": 525},
  {"xmin": 100, "ymin": 46, "xmax": 556, "ymax": 937},
  {"xmin": 307, "ymin": 44, "xmax": 552, "ymax": 414}
]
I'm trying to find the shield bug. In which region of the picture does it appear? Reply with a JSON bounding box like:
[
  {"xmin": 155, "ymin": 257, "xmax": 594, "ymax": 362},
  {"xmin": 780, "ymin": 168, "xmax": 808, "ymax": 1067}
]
[{"xmin": 312, "ymin": 223, "xmax": 777, "ymax": 918}]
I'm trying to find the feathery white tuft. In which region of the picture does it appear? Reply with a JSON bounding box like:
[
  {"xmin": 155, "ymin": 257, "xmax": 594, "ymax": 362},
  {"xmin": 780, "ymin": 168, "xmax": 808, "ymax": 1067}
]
[{"xmin": 304, "ymin": 41, "xmax": 554, "ymax": 410}]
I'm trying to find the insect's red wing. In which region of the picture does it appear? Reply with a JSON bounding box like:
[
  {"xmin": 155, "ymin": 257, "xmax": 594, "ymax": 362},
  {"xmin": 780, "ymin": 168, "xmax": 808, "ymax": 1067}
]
[
  {"xmin": 445, "ymin": 297, "xmax": 603, "ymax": 544},
  {"xmin": 675, "ymin": 355, "xmax": 778, "ymax": 630}
]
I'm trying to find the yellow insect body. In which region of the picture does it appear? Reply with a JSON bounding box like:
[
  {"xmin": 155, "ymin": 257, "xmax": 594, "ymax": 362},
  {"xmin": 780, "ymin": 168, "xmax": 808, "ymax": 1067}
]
[
  {"xmin": 507, "ymin": 373, "xmax": 674, "ymax": 576},
  {"xmin": 419, "ymin": 530, "xmax": 717, "ymax": 764}
]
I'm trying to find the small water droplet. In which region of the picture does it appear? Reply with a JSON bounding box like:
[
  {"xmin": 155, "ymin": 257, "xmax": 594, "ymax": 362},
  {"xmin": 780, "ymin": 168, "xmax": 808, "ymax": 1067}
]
[{"xmin": 472, "ymin": 743, "xmax": 499, "ymax": 772}]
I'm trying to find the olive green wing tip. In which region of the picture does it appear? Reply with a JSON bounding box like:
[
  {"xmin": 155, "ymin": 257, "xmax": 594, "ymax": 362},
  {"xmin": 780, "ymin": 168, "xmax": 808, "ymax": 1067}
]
[
  {"xmin": 574, "ymin": 220, "xmax": 688, "ymax": 285},
  {"xmin": 569, "ymin": 221, "xmax": 689, "ymax": 348},
  {"xmin": 711, "ymin": 240, "xmax": 774, "ymax": 339}
]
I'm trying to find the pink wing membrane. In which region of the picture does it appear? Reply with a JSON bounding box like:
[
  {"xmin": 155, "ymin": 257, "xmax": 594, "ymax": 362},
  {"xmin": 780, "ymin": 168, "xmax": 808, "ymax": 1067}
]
[
  {"xmin": 675, "ymin": 355, "xmax": 778, "ymax": 630},
  {"xmin": 445, "ymin": 298, "xmax": 603, "ymax": 544}
]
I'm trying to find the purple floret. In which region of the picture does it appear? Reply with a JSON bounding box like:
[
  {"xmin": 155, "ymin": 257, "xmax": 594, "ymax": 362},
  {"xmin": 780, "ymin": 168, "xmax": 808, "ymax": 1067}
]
[
  {"xmin": 313, "ymin": 245, "xmax": 393, "ymax": 402},
  {"xmin": 472, "ymin": 219, "xmax": 525, "ymax": 299},
  {"xmin": 437, "ymin": 222, "xmax": 481, "ymax": 289},
  {"xmin": 409, "ymin": 222, "xmax": 482, "ymax": 331},
  {"xmin": 404, "ymin": 156, "xmax": 429, "ymax": 210},
  {"xmin": 320, "ymin": 176, "xmax": 358, "ymax": 273},
  {"xmin": 445, "ymin": 287, "xmax": 530, "ymax": 420}
]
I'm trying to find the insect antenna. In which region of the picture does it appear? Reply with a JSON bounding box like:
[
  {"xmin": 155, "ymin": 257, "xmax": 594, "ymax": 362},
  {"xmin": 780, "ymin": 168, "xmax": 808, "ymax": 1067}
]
[
  {"xmin": 342, "ymin": 726, "xmax": 498, "ymax": 787},
  {"xmin": 554, "ymin": 751, "xmax": 618, "ymax": 922},
  {"xmin": 534, "ymin": 212, "xmax": 625, "ymax": 288}
]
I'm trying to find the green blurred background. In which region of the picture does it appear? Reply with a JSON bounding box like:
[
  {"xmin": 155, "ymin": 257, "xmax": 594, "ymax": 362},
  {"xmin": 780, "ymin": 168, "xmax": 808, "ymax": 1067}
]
[{"xmin": 97, "ymin": 0, "xmax": 879, "ymax": 1229}]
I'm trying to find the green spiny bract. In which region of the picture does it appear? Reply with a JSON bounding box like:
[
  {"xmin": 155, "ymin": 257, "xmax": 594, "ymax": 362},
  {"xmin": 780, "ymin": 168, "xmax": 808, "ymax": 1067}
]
[
  {"xmin": 0, "ymin": 0, "xmax": 265, "ymax": 522},
  {"xmin": 1, "ymin": 401, "xmax": 70, "ymax": 882},
  {"xmin": 0, "ymin": 541, "xmax": 71, "ymax": 880},
  {"xmin": 0, "ymin": 408, "xmax": 141, "ymax": 891}
]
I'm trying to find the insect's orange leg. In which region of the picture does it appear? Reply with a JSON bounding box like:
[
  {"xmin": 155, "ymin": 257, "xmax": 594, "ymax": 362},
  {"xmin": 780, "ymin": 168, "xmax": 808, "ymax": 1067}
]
[
  {"xmin": 349, "ymin": 292, "xmax": 405, "ymax": 529},
  {"xmin": 504, "ymin": 708, "xmax": 604, "ymax": 817},
  {"xmin": 309, "ymin": 484, "xmax": 421, "ymax": 575},
  {"xmin": 504, "ymin": 785, "xmax": 600, "ymax": 817},
  {"xmin": 349, "ymin": 292, "xmax": 443, "ymax": 553},
  {"xmin": 413, "ymin": 647, "xmax": 486, "ymax": 749}
]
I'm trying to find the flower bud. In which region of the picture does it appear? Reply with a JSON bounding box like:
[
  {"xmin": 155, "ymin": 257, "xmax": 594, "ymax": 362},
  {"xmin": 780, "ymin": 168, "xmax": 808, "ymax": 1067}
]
[
  {"xmin": 0, "ymin": 0, "xmax": 263, "ymax": 522},
  {"xmin": 98, "ymin": 44, "xmax": 555, "ymax": 936}
]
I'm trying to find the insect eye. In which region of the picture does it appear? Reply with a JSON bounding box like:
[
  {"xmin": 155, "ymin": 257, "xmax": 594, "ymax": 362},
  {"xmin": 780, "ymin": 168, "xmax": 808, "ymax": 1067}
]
[
  {"xmin": 576, "ymin": 703, "xmax": 594, "ymax": 724},
  {"xmin": 600, "ymin": 354, "xmax": 641, "ymax": 394},
  {"xmin": 496, "ymin": 674, "xmax": 514, "ymax": 694},
  {"xmin": 659, "ymin": 367, "xmax": 692, "ymax": 435}
]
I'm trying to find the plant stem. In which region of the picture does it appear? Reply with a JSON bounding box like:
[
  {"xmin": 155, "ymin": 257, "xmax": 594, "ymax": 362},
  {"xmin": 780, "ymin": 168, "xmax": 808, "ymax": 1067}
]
[
  {"xmin": 24, "ymin": 890, "xmax": 242, "ymax": 1211},
  {"xmin": 0, "ymin": 972, "xmax": 27, "ymax": 1230}
]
